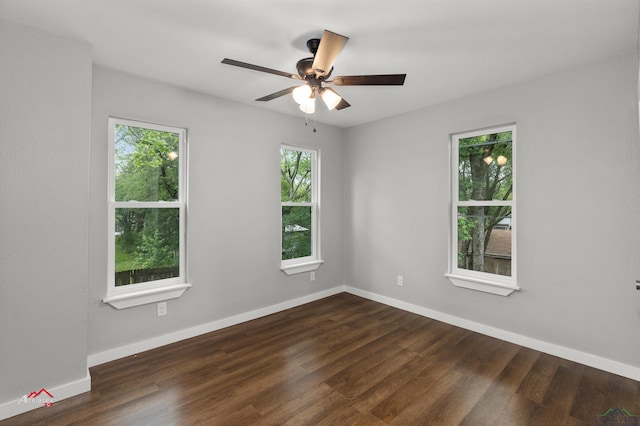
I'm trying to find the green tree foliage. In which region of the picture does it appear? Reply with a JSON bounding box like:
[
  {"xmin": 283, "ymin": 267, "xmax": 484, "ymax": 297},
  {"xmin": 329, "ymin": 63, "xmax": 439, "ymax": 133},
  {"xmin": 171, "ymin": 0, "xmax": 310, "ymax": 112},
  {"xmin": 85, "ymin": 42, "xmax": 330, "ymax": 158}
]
[
  {"xmin": 458, "ymin": 131, "xmax": 512, "ymax": 273},
  {"xmin": 281, "ymin": 149, "xmax": 312, "ymax": 202},
  {"xmin": 115, "ymin": 125, "xmax": 179, "ymax": 202},
  {"xmin": 114, "ymin": 125, "xmax": 180, "ymax": 276},
  {"xmin": 281, "ymin": 149, "xmax": 313, "ymax": 260},
  {"xmin": 281, "ymin": 206, "xmax": 312, "ymax": 259}
]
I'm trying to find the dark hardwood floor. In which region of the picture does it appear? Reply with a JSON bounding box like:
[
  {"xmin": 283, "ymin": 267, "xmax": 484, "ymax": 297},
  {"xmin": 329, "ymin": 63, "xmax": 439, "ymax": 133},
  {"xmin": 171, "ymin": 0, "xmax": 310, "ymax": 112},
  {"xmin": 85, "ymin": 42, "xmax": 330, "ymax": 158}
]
[{"xmin": 4, "ymin": 293, "xmax": 638, "ymax": 425}]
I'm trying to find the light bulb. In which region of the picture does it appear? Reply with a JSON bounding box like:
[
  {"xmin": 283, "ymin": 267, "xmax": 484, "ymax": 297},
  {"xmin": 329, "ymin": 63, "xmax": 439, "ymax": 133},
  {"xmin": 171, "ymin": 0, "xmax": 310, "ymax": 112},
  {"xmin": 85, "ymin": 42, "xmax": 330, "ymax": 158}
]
[
  {"xmin": 292, "ymin": 85, "xmax": 312, "ymax": 105},
  {"xmin": 497, "ymin": 155, "xmax": 507, "ymax": 166},
  {"xmin": 321, "ymin": 88, "xmax": 341, "ymax": 110},
  {"xmin": 167, "ymin": 151, "xmax": 178, "ymax": 161},
  {"xmin": 299, "ymin": 97, "xmax": 315, "ymax": 114},
  {"xmin": 483, "ymin": 156, "xmax": 494, "ymax": 165}
]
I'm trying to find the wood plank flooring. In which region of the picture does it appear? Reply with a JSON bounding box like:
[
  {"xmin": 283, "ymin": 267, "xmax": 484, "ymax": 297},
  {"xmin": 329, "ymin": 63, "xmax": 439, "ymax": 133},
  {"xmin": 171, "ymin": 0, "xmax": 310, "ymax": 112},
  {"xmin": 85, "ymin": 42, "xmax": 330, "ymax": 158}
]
[{"xmin": 3, "ymin": 293, "xmax": 638, "ymax": 425}]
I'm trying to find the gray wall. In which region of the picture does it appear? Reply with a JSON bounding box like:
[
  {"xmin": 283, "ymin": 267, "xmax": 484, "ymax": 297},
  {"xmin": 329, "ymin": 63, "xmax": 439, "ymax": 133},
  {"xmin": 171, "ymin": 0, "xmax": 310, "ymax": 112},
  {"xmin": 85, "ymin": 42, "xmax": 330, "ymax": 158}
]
[
  {"xmin": 344, "ymin": 52, "xmax": 640, "ymax": 367},
  {"xmin": 0, "ymin": 20, "xmax": 91, "ymax": 402},
  {"xmin": 88, "ymin": 66, "xmax": 345, "ymax": 354},
  {"xmin": 2, "ymin": 15, "xmax": 639, "ymax": 414}
]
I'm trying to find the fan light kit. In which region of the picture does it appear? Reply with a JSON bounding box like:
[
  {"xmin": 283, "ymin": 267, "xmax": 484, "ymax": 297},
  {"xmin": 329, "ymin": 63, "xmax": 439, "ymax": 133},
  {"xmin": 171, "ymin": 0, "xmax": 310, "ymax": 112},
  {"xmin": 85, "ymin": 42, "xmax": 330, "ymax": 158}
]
[{"xmin": 222, "ymin": 29, "xmax": 407, "ymax": 131}]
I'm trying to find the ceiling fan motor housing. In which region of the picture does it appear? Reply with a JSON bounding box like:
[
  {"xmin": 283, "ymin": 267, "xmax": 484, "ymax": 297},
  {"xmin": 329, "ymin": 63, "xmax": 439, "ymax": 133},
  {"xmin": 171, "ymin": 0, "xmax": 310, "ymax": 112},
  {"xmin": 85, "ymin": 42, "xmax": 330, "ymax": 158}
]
[
  {"xmin": 296, "ymin": 57, "xmax": 315, "ymax": 78},
  {"xmin": 296, "ymin": 58, "xmax": 332, "ymax": 83}
]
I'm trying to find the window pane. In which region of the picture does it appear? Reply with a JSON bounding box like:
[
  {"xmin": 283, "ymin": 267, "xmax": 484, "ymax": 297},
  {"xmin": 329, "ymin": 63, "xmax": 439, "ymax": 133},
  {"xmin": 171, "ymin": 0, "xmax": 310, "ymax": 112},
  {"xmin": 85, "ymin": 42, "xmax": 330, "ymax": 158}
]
[
  {"xmin": 282, "ymin": 206, "xmax": 312, "ymax": 260},
  {"xmin": 115, "ymin": 208, "xmax": 180, "ymax": 286},
  {"xmin": 458, "ymin": 131, "xmax": 512, "ymax": 201},
  {"xmin": 281, "ymin": 148, "xmax": 312, "ymax": 202},
  {"xmin": 115, "ymin": 124, "xmax": 180, "ymax": 202},
  {"xmin": 457, "ymin": 206, "xmax": 511, "ymax": 276}
]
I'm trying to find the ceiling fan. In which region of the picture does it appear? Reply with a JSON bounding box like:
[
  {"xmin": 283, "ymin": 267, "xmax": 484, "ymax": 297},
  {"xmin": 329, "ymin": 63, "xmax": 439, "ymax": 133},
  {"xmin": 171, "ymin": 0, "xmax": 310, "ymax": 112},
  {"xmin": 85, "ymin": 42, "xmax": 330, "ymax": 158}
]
[{"xmin": 221, "ymin": 30, "xmax": 406, "ymax": 114}]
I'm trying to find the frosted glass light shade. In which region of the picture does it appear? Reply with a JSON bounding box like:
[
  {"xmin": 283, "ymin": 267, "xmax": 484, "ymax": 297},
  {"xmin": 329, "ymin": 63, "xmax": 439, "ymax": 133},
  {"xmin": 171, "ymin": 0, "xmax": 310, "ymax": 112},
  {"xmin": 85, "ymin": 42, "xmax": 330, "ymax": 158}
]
[
  {"xmin": 292, "ymin": 85, "xmax": 312, "ymax": 104},
  {"xmin": 321, "ymin": 88, "xmax": 341, "ymax": 110},
  {"xmin": 299, "ymin": 97, "xmax": 315, "ymax": 113}
]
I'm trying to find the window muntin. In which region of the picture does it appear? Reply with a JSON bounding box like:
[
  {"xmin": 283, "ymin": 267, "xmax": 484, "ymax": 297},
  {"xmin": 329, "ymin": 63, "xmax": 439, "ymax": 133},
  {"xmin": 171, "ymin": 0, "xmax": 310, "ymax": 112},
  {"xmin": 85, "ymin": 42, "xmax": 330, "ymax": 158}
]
[
  {"xmin": 280, "ymin": 145, "xmax": 321, "ymax": 272},
  {"xmin": 449, "ymin": 125, "xmax": 516, "ymax": 291},
  {"xmin": 107, "ymin": 118, "xmax": 186, "ymax": 295}
]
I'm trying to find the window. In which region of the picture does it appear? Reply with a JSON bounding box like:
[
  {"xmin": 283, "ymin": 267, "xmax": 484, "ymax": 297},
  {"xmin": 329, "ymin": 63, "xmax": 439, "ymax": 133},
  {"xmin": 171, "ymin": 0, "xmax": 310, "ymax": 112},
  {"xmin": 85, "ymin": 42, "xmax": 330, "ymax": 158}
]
[
  {"xmin": 104, "ymin": 118, "xmax": 190, "ymax": 309},
  {"xmin": 280, "ymin": 145, "xmax": 322, "ymax": 275},
  {"xmin": 446, "ymin": 124, "xmax": 518, "ymax": 296}
]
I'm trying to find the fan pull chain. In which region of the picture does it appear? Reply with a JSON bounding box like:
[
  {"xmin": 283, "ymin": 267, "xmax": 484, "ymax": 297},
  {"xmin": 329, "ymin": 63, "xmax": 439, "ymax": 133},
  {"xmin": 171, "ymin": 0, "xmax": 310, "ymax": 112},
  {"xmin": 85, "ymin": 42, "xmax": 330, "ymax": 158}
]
[{"xmin": 302, "ymin": 111, "xmax": 317, "ymax": 133}]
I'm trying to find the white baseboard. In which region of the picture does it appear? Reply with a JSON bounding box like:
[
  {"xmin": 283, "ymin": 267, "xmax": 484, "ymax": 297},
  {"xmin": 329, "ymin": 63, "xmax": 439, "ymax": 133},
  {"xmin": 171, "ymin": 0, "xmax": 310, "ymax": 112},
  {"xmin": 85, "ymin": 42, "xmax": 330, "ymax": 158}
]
[
  {"xmin": 344, "ymin": 286, "xmax": 640, "ymax": 381},
  {"xmin": 88, "ymin": 285, "xmax": 345, "ymax": 367},
  {"xmin": 0, "ymin": 369, "xmax": 91, "ymax": 422}
]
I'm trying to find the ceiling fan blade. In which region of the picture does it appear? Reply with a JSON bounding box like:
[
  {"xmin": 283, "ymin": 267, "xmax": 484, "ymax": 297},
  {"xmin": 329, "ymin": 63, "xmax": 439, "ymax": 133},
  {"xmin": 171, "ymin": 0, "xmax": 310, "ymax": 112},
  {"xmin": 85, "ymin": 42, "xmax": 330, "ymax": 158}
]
[
  {"xmin": 255, "ymin": 86, "xmax": 298, "ymax": 102},
  {"xmin": 335, "ymin": 98, "xmax": 351, "ymax": 110},
  {"xmin": 330, "ymin": 74, "xmax": 406, "ymax": 86},
  {"xmin": 311, "ymin": 30, "xmax": 349, "ymax": 78},
  {"xmin": 221, "ymin": 58, "xmax": 301, "ymax": 80}
]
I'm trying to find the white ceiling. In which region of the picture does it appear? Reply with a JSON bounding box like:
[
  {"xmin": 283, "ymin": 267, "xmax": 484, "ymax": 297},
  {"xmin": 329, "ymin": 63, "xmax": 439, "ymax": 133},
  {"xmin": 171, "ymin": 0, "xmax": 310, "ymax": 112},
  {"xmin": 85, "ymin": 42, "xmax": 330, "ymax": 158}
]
[{"xmin": 1, "ymin": 0, "xmax": 638, "ymax": 128}]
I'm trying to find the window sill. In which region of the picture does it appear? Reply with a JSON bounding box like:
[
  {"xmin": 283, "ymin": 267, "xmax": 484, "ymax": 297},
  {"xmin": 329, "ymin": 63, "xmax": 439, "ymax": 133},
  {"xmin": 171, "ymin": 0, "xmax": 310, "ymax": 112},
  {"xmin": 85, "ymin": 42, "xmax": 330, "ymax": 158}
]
[
  {"xmin": 445, "ymin": 273, "xmax": 519, "ymax": 296},
  {"xmin": 281, "ymin": 260, "xmax": 324, "ymax": 275},
  {"xmin": 103, "ymin": 283, "xmax": 192, "ymax": 309}
]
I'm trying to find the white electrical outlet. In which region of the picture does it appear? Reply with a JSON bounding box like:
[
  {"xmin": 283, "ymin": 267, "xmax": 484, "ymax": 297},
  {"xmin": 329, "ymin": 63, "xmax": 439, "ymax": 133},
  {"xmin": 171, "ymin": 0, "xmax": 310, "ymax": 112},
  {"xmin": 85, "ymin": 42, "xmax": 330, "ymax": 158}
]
[
  {"xmin": 157, "ymin": 302, "xmax": 167, "ymax": 316},
  {"xmin": 310, "ymin": 271, "xmax": 316, "ymax": 281},
  {"xmin": 397, "ymin": 275, "xmax": 404, "ymax": 286}
]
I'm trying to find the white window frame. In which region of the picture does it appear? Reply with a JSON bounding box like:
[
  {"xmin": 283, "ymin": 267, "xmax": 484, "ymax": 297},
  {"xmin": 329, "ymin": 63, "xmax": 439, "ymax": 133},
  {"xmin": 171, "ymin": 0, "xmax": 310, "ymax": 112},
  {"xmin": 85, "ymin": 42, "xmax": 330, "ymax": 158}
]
[
  {"xmin": 280, "ymin": 144, "xmax": 323, "ymax": 275},
  {"xmin": 104, "ymin": 117, "xmax": 191, "ymax": 309},
  {"xmin": 445, "ymin": 124, "xmax": 519, "ymax": 296}
]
